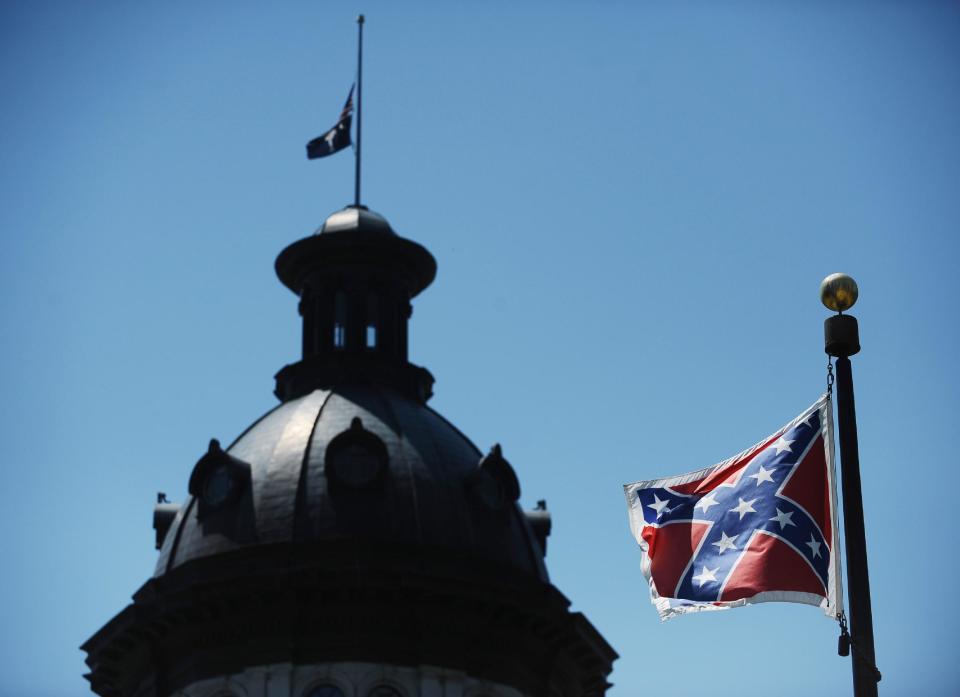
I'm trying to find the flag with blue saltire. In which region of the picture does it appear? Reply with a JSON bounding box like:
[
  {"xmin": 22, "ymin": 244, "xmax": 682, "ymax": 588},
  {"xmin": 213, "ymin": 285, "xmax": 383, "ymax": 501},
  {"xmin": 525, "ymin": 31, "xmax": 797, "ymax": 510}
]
[{"xmin": 624, "ymin": 395, "xmax": 842, "ymax": 621}]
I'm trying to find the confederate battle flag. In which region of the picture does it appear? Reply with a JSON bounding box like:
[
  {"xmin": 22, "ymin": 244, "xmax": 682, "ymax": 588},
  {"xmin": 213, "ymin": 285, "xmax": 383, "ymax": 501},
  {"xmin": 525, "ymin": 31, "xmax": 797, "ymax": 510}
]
[{"xmin": 624, "ymin": 395, "xmax": 842, "ymax": 621}]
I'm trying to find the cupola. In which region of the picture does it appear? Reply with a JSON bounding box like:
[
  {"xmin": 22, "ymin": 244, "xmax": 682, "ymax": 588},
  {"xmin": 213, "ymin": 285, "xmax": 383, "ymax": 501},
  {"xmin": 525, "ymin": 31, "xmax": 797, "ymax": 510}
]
[{"xmin": 274, "ymin": 205, "xmax": 437, "ymax": 403}]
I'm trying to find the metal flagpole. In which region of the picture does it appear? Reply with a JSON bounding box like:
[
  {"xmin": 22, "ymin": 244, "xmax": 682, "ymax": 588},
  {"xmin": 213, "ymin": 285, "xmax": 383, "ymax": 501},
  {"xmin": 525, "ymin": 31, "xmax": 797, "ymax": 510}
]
[
  {"xmin": 354, "ymin": 14, "xmax": 364, "ymax": 208},
  {"xmin": 821, "ymin": 273, "xmax": 880, "ymax": 697}
]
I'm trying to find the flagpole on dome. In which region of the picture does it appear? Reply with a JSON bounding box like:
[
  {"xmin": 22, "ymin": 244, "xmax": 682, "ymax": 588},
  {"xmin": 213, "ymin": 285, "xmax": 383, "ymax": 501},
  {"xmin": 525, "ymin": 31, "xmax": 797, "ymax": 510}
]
[{"xmin": 354, "ymin": 14, "xmax": 364, "ymax": 208}]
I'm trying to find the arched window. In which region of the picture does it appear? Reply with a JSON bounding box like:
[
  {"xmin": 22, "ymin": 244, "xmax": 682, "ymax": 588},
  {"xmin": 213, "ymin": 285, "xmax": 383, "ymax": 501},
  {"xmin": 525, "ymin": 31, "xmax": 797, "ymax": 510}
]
[
  {"xmin": 306, "ymin": 685, "xmax": 346, "ymax": 697},
  {"xmin": 333, "ymin": 291, "xmax": 347, "ymax": 349},
  {"xmin": 368, "ymin": 686, "xmax": 403, "ymax": 697},
  {"xmin": 365, "ymin": 290, "xmax": 378, "ymax": 349}
]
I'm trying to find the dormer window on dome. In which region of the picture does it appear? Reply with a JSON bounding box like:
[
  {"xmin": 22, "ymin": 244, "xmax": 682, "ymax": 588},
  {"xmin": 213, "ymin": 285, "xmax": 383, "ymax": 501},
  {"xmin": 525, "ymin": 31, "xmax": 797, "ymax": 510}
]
[
  {"xmin": 325, "ymin": 417, "xmax": 388, "ymax": 489},
  {"xmin": 465, "ymin": 444, "xmax": 521, "ymax": 512},
  {"xmin": 188, "ymin": 439, "xmax": 252, "ymax": 517}
]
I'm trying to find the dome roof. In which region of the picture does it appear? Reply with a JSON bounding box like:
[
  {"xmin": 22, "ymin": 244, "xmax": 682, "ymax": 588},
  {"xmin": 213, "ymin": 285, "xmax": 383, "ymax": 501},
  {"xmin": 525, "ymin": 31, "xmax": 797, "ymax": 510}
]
[
  {"xmin": 156, "ymin": 385, "xmax": 549, "ymax": 582},
  {"xmin": 317, "ymin": 205, "xmax": 394, "ymax": 235},
  {"xmin": 84, "ymin": 202, "xmax": 615, "ymax": 697}
]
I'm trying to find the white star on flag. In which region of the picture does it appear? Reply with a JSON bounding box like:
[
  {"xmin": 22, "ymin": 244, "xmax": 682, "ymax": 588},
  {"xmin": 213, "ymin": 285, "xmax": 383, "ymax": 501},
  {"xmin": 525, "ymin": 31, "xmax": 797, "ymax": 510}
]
[
  {"xmin": 773, "ymin": 437, "xmax": 794, "ymax": 455},
  {"xmin": 769, "ymin": 508, "xmax": 796, "ymax": 530},
  {"xmin": 692, "ymin": 566, "xmax": 719, "ymax": 588},
  {"xmin": 695, "ymin": 492, "xmax": 720, "ymax": 514},
  {"xmin": 647, "ymin": 494, "xmax": 671, "ymax": 519},
  {"xmin": 806, "ymin": 534, "xmax": 822, "ymax": 559},
  {"xmin": 730, "ymin": 497, "xmax": 757, "ymax": 520},
  {"xmin": 712, "ymin": 531, "xmax": 738, "ymax": 555},
  {"xmin": 748, "ymin": 465, "xmax": 776, "ymax": 486}
]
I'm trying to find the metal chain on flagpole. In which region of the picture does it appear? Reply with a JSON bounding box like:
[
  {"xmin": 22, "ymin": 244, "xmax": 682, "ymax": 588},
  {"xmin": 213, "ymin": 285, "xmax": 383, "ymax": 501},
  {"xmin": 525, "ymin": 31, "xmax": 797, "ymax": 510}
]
[
  {"xmin": 838, "ymin": 610, "xmax": 882, "ymax": 682},
  {"xmin": 827, "ymin": 356, "xmax": 835, "ymax": 397},
  {"xmin": 837, "ymin": 611, "xmax": 851, "ymax": 656}
]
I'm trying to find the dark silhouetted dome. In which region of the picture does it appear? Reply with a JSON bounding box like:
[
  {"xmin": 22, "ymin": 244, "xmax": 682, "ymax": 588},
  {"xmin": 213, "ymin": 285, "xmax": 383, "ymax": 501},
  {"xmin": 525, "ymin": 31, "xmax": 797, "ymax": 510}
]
[
  {"xmin": 155, "ymin": 385, "xmax": 548, "ymax": 582},
  {"xmin": 83, "ymin": 203, "xmax": 615, "ymax": 697}
]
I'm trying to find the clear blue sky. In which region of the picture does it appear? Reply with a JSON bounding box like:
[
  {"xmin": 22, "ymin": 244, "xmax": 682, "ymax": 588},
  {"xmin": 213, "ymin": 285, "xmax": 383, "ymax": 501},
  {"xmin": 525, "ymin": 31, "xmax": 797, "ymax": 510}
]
[{"xmin": 2, "ymin": 1, "xmax": 958, "ymax": 695}]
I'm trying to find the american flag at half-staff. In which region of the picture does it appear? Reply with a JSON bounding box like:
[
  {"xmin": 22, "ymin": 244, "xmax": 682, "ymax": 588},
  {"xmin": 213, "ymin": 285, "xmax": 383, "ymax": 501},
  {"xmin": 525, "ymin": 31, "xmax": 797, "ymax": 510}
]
[{"xmin": 624, "ymin": 395, "xmax": 842, "ymax": 621}]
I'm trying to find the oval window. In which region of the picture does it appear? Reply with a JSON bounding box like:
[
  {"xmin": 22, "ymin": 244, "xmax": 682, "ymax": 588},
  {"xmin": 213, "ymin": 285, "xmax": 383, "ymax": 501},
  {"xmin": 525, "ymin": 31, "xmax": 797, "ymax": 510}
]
[{"xmin": 203, "ymin": 464, "xmax": 235, "ymax": 507}]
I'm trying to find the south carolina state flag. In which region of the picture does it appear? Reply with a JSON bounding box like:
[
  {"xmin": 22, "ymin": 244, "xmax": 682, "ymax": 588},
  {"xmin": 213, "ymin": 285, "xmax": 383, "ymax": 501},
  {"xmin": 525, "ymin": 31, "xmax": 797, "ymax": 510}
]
[{"xmin": 624, "ymin": 395, "xmax": 842, "ymax": 621}]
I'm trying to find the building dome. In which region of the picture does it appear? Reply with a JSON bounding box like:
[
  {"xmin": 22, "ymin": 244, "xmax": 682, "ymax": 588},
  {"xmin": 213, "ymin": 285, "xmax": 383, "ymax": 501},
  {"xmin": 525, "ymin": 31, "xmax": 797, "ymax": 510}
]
[
  {"xmin": 83, "ymin": 204, "xmax": 616, "ymax": 697},
  {"xmin": 155, "ymin": 385, "xmax": 548, "ymax": 583}
]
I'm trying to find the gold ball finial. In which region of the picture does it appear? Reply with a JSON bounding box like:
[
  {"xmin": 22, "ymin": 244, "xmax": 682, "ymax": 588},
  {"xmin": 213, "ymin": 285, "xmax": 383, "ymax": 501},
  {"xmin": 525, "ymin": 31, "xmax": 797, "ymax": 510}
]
[{"xmin": 820, "ymin": 273, "xmax": 859, "ymax": 312}]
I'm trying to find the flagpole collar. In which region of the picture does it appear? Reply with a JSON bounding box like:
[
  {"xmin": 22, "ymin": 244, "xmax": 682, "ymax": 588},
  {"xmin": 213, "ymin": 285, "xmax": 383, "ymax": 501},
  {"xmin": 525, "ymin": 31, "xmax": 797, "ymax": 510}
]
[{"xmin": 824, "ymin": 315, "xmax": 860, "ymax": 357}]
